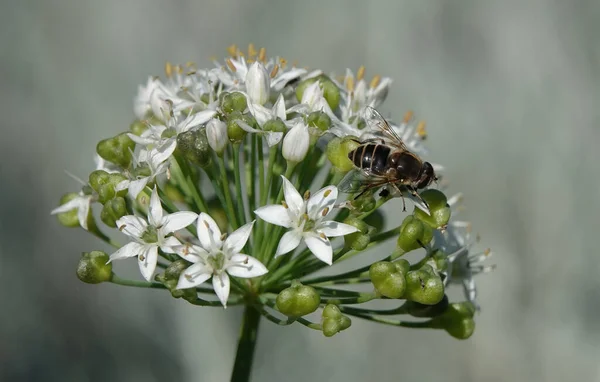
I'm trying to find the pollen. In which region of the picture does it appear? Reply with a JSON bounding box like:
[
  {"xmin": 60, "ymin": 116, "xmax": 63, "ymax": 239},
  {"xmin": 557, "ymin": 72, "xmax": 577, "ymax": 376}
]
[
  {"xmin": 227, "ymin": 44, "xmax": 238, "ymax": 57},
  {"xmin": 369, "ymin": 75, "xmax": 381, "ymax": 89},
  {"xmin": 403, "ymin": 110, "xmax": 414, "ymax": 124},
  {"xmin": 248, "ymin": 43, "xmax": 257, "ymax": 58},
  {"xmin": 345, "ymin": 76, "xmax": 355, "ymax": 93},
  {"xmin": 220, "ymin": 233, "xmax": 228, "ymax": 241},
  {"xmin": 258, "ymin": 47, "xmax": 267, "ymax": 63},
  {"xmin": 139, "ymin": 255, "xmax": 145, "ymax": 261},
  {"xmin": 321, "ymin": 207, "xmax": 329, "ymax": 216},
  {"xmin": 165, "ymin": 61, "xmax": 173, "ymax": 78},
  {"xmin": 319, "ymin": 232, "xmax": 327, "ymax": 239},
  {"xmin": 185, "ymin": 274, "xmax": 193, "ymax": 281},
  {"xmin": 304, "ymin": 190, "xmax": 311, "ymax": 200},
  {"xmin": 356, "ymin": 66, "xmax": 366, "ymax": 81},
  {"xmin": 270, "ymin": 64, "xmax": 279, "ymax": 78},
  {"xmin": 204, "ymin": 221, "xmax": 211, "ymax": 229},
  {"xmin": 416, "ymin": 121, "xmax": 427, "ymax": 139},
  {"xmin": 118, "ymin": 224, "xmax": 126, "ymax": 231},
  {"xmin": 226, "ymin": 59, "xmax": 236, "ymax": 72},
  {"xmin": 484, "ymin": 248, "xmax": 491, "ymax": 256},
  {"xmin": 279, "ymin": 58, "xmax": 288, "ymax": 69},
  {"xmin": 324, "ymin": 189, "xmax": 332, "ymax": 197},
  {"xmin": 281, "ymin": 200, "xmax": 289, "ymax": 209}
]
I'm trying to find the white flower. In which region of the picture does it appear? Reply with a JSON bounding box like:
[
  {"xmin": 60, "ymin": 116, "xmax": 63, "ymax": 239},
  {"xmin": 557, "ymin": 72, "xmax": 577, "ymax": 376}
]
[
  {"xmin": 254, "ymin": 176, "xmax": 359, "ymax": 265},
  {"xmin": 288, "ymin": 81, "xmax": 335, "ymax": 118},
  {"xmin": 245, "ymin": 61, "xmax": 270, "ymax": 105},
  {"xmin": 94, "ymin": 154, "xmax": 120, "ymax": 174},
  {"xmin": 336, "ymin": 68, "xmax": 392, "ymax": 123},
  {"xmin": 206, "ymin": 118, "xmax": 228, "ymax": 154},
  {"xmin": 238, "ymin": 93, "xmax": 288, "ymax": 146},
  {"xmin": 174, "ymin": 213, "xmax": 268, "ymax": 307},
  {"xmin": 116, "ymin": 146, "xmax": 175, "ymax": 199},
  {"xmin": 109, "ymin": 187, "xmax": 197, "ymax": 281},
  {"xmin": 282, "ymin": 121, "xmax": 310, "ymax": 163},
  {"xmin": 50, "ymin": 191, "xmax": 93, "ymax": 230},
  {"xmin": 134, "ymin": 77, "xmax": 169, "ymax": 119}
]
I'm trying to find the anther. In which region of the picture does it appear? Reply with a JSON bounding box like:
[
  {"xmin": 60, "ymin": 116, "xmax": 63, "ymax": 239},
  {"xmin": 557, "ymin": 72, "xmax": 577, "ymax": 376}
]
[
  {"xmin": 484, "ymin": 248, "xmax": 491, "ymax": 256},
  {"xmin": 319, "ymin": 232, "xmax": 327, "ymax": 239},
  {"xmin": 185, "ymin": 273, "xmax": 192, "ymax": 281},
  {"xmin": 165, "ymin": 62, "xmax": 173, "ymax": 78},
  {"xmin": 226, "ymin": 59, "xmax": 236, "ymax": 72},
  {"xmin": 321, "ymin": 207, "xmax": 329, "ymax": 217},
  {"xmin": 258, "ymin": 47, "xmax": 267, "ymax": 63},
  {"xmin": 304, "ymin": 190, "xmax": 311, "ymax": 200},
  {"xmin": 204, "ymin": 221, "xmax": 210, "ymax": 229},
  {"xmin": 279, "ymin": 58, "xmax": 288, "ymax": 68},
  {"xmin": 220, "ymin": 233, "xmax": 228, "ymax": 241},
  {"xmin": 139, "ymin": 255, "xmax": 145, "ymax": 261},
  {"xmin": 324, "ymin": 189, "xmax": 332, "ymax": 197},
  {"xmin": 227, "ymin": 44, "xmax": 237, "ymax": 57},
  {"xmin": 356, "ymin": 66, "xmax": 366, "ymax": 81},
  {"xmin": 270, "ymin": 64, "xmax": 279, "ymax": 78},
  {"xmin": 248, "ymin": 43, "xmax": 257, "ymax": 58},
  {"xmin": 403, "ymin": 110, "xmax": 414, "ymax": 124},
  {"xmin": 369, "ymin": 75, "xmax": 381, "ymax": 89},
  {"xmin": 281, "ymin": 201, "xmax": 288, "ymax": 209},
  {"xmin": 416, "ymin": 121, "xmax": 427, "ymax": 139},
  {"xmin": 118, "ymin": 224, "xmax": 126, "ymax": 231},
  {"xmin": 346, "ymin": 76, "xmax": 355, "ymax": 93}
]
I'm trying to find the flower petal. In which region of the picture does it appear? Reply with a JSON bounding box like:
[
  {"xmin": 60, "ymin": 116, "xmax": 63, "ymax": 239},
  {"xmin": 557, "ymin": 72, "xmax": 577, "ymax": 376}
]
[
  {"xmin": 161, "ymin": 211, "xmax": 198, "ymax": 233},
  {"xmin": 275, "ymin": 230, "xmax": 302, "ymax": 257},
  {"xmin": 116, "ymin": 215, "xmax": 148, "ymax": 239},
  {"xmin": 213, "ymin": 272, "xmax": 231, "ymax": 308},
  {"xmin": 77, "ymin": 197, "xmax": 91, "ymax": 230},
  {"xmin": 254, "ymin": 205, "xmax": 293, "ymax": 228},
  {"xmin": 307, "ymin": 186, "xmax": 338, "ymax": 220},
  {"xmin": 138, "ymin": 245, "xmax": 159, "ymax": 281},
  {"xmin": 176, "ymin": 263, "xmax": 212, "ymax": 289},
  {"xmin": 227, "ymin": 254, "xmax": 268, "ymax": 278},
  {"xmin": 151, "ymin": 140, "xmax": 177, "ymax": 165},
  {"xmin": 272, "ymin": 94, "xmax": 286, "ymax": 121},
  {"xmin": 236, "ymin": 120, "xmax": 263, "ymax": 134},
  {"xmin": 224, "ymin": 221, "xmax": 254, "ymax": 256},
  {"xmin": 128, "ymin": 177, "xmax": 149, "ymax": 199},
  {"xmin": 247, "ymin": 100, "xmax": 272, "ymax": 126},
  {"xmin": 109, "ymin": 242, "xmax": 145, "ymax": 262},
  {"xmin": 316, "ymin": 221, "xmax": 359, "ymax": 237},
  {"xmin": 197, "ymin": 213, "xmax": 223, "ymax": 251},
  {"xmin": 270, "ymin": 68, "xmax": 307, "ymax": 91},
  {"xmin": 148, "ymin": 187, "xmax": 163, "ymax": 226},
  {"xmin": 50, "ymin": 198, "xmax": 82, "ymax": 215},
  {"xmin": 265, "ymin": 132, "xmax": 283, "ymax": 147},
  {"xmin": 173, "ymin": 244, "xmax": 208, "ymax": 263},
  {"xmin": 304, "ymin": 232, "xmax": 333, "ymax": 265},
  {"xmin": 281, "ymin": 176, "xmax": 305, "ymax": 218},
  {"xmin": 180, "ymin": 110, "xmax": 216, "ymax": 133},
  {"xmin": 159, "ymin": 236, "xmax": 181, "ymax": 253}
]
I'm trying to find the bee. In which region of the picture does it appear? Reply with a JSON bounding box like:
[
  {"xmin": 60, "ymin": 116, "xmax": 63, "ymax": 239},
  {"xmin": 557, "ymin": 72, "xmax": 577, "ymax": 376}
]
[{"xmin": 339, "ymin": 107, "xmax": 436, "ymax": 210}]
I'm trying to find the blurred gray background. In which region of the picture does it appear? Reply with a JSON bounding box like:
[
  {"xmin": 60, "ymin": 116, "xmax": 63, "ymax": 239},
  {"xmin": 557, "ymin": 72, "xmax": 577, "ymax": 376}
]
[{"xmin": 2, "ymin": 0, "xmax": 599, "ymax": 381}]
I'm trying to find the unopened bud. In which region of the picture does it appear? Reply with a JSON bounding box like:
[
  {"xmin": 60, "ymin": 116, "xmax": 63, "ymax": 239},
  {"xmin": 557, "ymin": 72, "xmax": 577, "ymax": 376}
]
[
  {"xmin": 413, "ymin": 189, "xmax": 451, "ymax": 229},
  {"xmin": 404, "ymin": 268, "xmax": 445, "ymax": 305},
  {"xmin": 100, "ymin": 197, "xmax": 128, "ymax": 227},
  {"xmin": 397, "ymin": 215, "xmax": 433, "ymax": 252},
  {"xmin": 321, "ymin": 304, "xmax": 351, "ymax": 337},
  {"xmin": 77, "ymin": 251, "xmax": 112, "ymax": 284},
  {"xmin": 369, "ymin": 260, "xmax": 410, "ymax": 298},
  {"xmin": 206, "ymin": 118, "xmax": 228, "ymax": 155},
  {"xmin": 176, "ymin": 128, "xmax": 212, "ymax": 167},
  {"xmin": 282, "ymin": 122, "xmax": 310, "ymax": 163},
  {"xmin": 246, "ymin": 62, "xmax": 270, "ymax": 105},
  {"xmin": 96, "ymin": 133, "xmax": 135, "ymax": 169},
  {"xmin": 276, "ymin": 281, "xmax": 321, "ymax": 317}
]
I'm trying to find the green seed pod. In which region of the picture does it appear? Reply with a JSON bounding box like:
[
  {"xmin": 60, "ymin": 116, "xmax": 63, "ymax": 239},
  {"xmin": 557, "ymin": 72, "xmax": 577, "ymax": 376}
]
[
  {"xmin": 55, "ymin": 193, "xmax": 86, "ymax": 227},
  {"xmin": 227, "ymin": 112, "xmax": 256, "ymax": 142},
  {"xmin": 96, "ymin": 133, "xmax": 135, "ymax": 169},
  {"xmin": 176, "ymin": 128, "xmax": 212, "ymax": 167},
  {"xmin": 406, "ymin": 294, "xmax": 449, "ymax": 318},
  {"xmin": 100, "ymin": 197, "xmax": 127, "ymax": 227},
  {"xmin": 350, "ymin": 192, "xmax": 376, "ymax": 213},
  {"xmin": 307, "ymin": 111, "xmax": 332, "ymax": 132},
  {"xmin": 90, "ymin": 170, "xmax": 127, "ymax": 204},
  {"xmin": 129, "ymin": 120, "xmax": 148, "ymax": 136},
  {"xmin": 343, "ymin": 217, "xmax": 370, "ymax": 251},
  {"xmin": 397, "ymin": 215, "xmax": 433, "ymax": 252},
  {"xmin": 295, "ymin": 78, "xmax": 317, "ymax": 102},
  {"xmin": 326, "ymin": 136, "xmax": 360, "ymax": 172},
  {"xmin": 431, "ymin": 302, "xmax": 476, "ymax": 339},
  {"xmin": 77, "ymin": 251, "xmax": 112, "ymax": 284},
  {"xmin": 263, "ymin": 119, "xmax": 287, "ymax": 133},
  {"xmin": 221, "ymin": 91, "xmax": 248, "ymax": 113},
  {"xmin": 276, "ymin": 281, "xmax": 321, "ymax": 318},
  {"xmin": 321, "ymin": 304, "xmax": 352, "ymax": 337},
  {"xmin": 155, "ymin": 260, "xmax": 198, "ymax": 300},
  {"xmin": 321, "ymin": 79, "xmax": 341, "ymax": 111},
  {"xmin": 413, "ymin": 189, "xmax": 451, "ymax": 229},
  {"xmin": 369, "ymin": 260, "xmax": 410, "ymax": 298},
  {"xmin": 404, "ymin": 268, "xmax": 445, "ymax": 305}
]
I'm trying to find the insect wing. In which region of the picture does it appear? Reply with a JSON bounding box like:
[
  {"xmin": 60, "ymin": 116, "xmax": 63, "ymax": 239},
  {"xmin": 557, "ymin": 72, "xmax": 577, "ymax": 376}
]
[
  {"xmin": 338, "ymin": 169, "xmax": 372, "ymax": 194},
  {"xmin": 363, "ymin": 106, "xmax": 408, "ymax": 150}
]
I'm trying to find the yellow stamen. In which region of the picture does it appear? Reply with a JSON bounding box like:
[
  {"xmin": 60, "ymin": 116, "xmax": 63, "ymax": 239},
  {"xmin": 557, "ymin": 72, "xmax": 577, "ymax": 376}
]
[
  {"xmin": 165, "ymin": 61, "xmax": 173, "ymax": 78},
  {"xmin": 324, "ymin": 189, "xmax": 332, "ymax": 197},
  {"xmin": 258, "ymin": 47, "xmax": 267, "ymax": 63},
  {"xmin": 227, "ymin": 44, "xmax": 238, "ymax": 57},
  {"xmin": 403, "ymin": 110, "xmax": 414, "ymax": 124},
  {"xmin": 304, "ymin": 190, "xmax": 311, "ymax": 200},
  {"xmin": 484, "ymin": 248, "xmax": 491, "ymax": 256},
  {"xmin": 118, "ymin": 225, "xmax": 126, "ymax": 231},
  {"xmin": 226, "ymin": 59, "xmax": 236, "ymax": 72},
  {"xmin": 346, "ymin": 76, "xmax": 355, "ymax": 92},
  {"xmin": 247, "ymin": 58, "xmax": 255, "ymax": 64},
  {"xmin": 321, "ymin": 207, "xmax": 329, "ymax": 217},
  {"xmin": 248, "ymin": 43, "xmax": 257, "ymax": 58},
  {"xmin": 369, "ymin": 75, "xmax": 381, "ymax": 89},
  {"xmin": 139, "ymin": 255, "xmax": 145, "ymax": 261},
  {"xmin": 177, "ymin": 65, "xmax": 183, "ymax": 75},
  {"xmin": 270, "ymin": 64, "xmax": 279, "ymax": 78},
  {"xmin": 185, "ymin": 274, "xmax": 192, "ymax": 281},
  {"xmin": 416, "ymin": 121, "xmax": 427, "ymax": 138},
  {"xmin": 220, "ymin": 233, "xmax": 228, "ymax": 241},
  {"xmin": 319, "ymin": 233, "xmax": 327, "ymax": 239},
  {"xmin": 356, "ymin": 65, "xmax": 366, "ymax": 81},
  {"xmin": 282, "ymin": 201, "xmax": 288, "ymax": 209},
  {"xmin": 279, "ymin": 58, "xmax": 288, "ymax": 69}
]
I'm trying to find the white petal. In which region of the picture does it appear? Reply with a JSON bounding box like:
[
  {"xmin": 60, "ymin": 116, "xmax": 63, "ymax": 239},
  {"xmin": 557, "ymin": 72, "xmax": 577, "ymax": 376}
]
[
  {"xmin": 307, "ymin": 185, "xmax": 337, "ymax": 220},
  {"xmin": 270, "ymin": 68, "xmax": 307, "ymax": 91},
  {"xmin": 77, "ymin": 197, "xmax": 90, "ymax": 230},
  {"xmin": 116, "ymin": 215, "xmax": 147, "ymax": 239},
  {"xmin": 254, "ymin": 205, "xmax": 293, "ymax": 228},
  {"xmin": 247, "ymin": 100, "xmax": 272, "ymax": 127},
  {"xmin": 138, "ymin": 245, "xmax": 159, "ymax": 281},
  {"xmin": 281, "ymin": 176, "xmax": 305, "ymax": 218},
  {"xmin": 127, "ymin": 133, "xmax": 155, "ymax": 146},
  {"xmin": 151, "ymin": 140, "xmax": 177, "ymax": 165},
  {"xmin": 109, "ymin": 242, "xmax": 145, "ymax": 261},
  {"xmin": 275, "ymin": 230, "xmax": 302, "ymax": 257},
  {"xmin": 206, "ymin": 118, "xmax": 228, "ymax": 153},
  {"xmin": 148, "ymin": 187, "xmax": 163, "ymax": 227},
  {"xmin": 316, "ymin": 221, "xmax": 359, "ymax": 237},
  {"xmin": 265, "ymin": 132, "xmax": 283, "ymax": 147},
  {"xmin": 224, "ymin": 221, "xmax": 254, "ymax": 255},
  {"xmin": 236, "ymin": 120, "xmax": 263, "ymax": 134},
  {"xmin": 282, "ymin": 122, "xmax": 309, "ymax": 163},
  {"xmin": 173, "ymin": 244, "xmax": 208, "ymax": 263},
  {"xmin": 301, "ymin": 81, "xmax": 323, "ymax": 106},
  {"xmin": 161, "ymin": 211, "xmax": 198, "ymax": 233},
  {"xmin": 197, "ymin": 213, "xmax": 223, "ymax": 251},
  {"xmin": 246, "ymin": 61, "xmax": 270, "ymax": 105},
  {"xmin": 304, "ymin": 232, "xmax": 333, "ymax": 265},
  {"xmin": 159, "ymin": 236, "xmax": 181, "ymax": 253},
  {"xmin": 115, "ymin": 179, "xmax": 129, "ymax": 192},
  {"xmin": 176, "ymin": 263, "xmax": 212, "ymax": 289},
  {"xmin": 50, "ymin": 198, "xmax": 82, "ymax": 215},
  {"xmin": 272, "ymin": 94, "xmax": 286, "ymax": 121},
  {"xmin": 227, "ymin": 254, "xmax": 268, "ymax": 278},
  {"xmin": 180, "ymin": 110, "xmax": 216, "ymax": 133},
  {"xmin": 213, "ymin": 273, "xmax": 231, "ymax": 308},
  {"xmin": 128, "ymin": 177, "xmax": 149, "ymax": 199}
]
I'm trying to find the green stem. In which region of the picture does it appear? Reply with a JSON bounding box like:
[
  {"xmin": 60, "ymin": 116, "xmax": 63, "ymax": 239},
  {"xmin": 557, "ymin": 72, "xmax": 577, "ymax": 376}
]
[
  {"xmin": 233, "ymin": 144, "xmax": 247, "ymax": 226},
  {"xmin": 173, "ymin": 154, "xmax": 209, "ymax": 213},
  {"xmin": 230, "ymin": 305, "xmax": 261, "ymax": 382},
  {"xmin": 110, "ymin": 274, "xmax": 167, "ymax": 289},
  {"xmin": 218, "ymin": 155, "xmax": 240, "ymax": 229}
]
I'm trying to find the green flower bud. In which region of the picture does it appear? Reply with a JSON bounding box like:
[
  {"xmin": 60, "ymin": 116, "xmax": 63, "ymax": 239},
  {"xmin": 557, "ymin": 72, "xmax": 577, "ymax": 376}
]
[
  {"xmin": 56, "ymin": 193, "xmax": 88, "ymax": 227},
  {"xmin": 77, "ymin": 251, "xmax": 112, "ymax": 284},
  {"xmin": 129, "ymin": 120, "xmax": 148, "ymax": 136},
  {"xmin": 404, "ymin": 268, "xmax": 445, "ymax": 305},
  {"xmin": 89, "ymin": 171, "xmax": 127, "ymax": 204},
  {"xmin": 431, "ymin": 302, "xmax": 476, "ymax": 339},
  {"xmin": 176, "ymin": 128, "xmax": 212, "ymax": 167},
  {"xmin": 307, "ymin": 111, "xmax": 332, "ymax": 132},
  {"xmin": 326, "ymin": 136, "xmax": 360, "ymax": 172},
  {"xmin": 295, "ymin": 78, "xmax": 317, "ymax": 102},
  {"xmin": 321, "ymin": 304, "xmax": 351, "ymax": 337},
  {"xmin": 350, "ymin": 192, "xmax": 376, "ymax": 213},
  {"xmin": 96, "ymin": 133, "xmax": 135, "ymax": 169},
  {"xmin": 155, "ymin": 260, "xmax": 197, "ymax": 301},
  {"xmin": 321, "ymin": 79, "xmax": 341, "ymax": 111},
  {"xmin": 100, "ymin": 197, "xmax": 127, "ymax": 227},
  {"xmin": 264, "ymin": 119, "xmax": 287, "ymax": 133},
  {"xmin": 397, "ymin": 215, "xmax": 433, "ymax": 252},
  {"xmin": 413, "ymin": 190, "xmax": 451, "ymax": 229},
  {"xmin": 227, "ymin": 112, "xmax": 256, "ymax": 142},
  {"xmin": 406, "ymin": 295, "xmax": 449, "ymax": 318},
  {"xmin": 369, "ymin": 260, "xmax": 410, "ymax": 298},
  {"xmin": 276, "ymin": 281, "xmax": 321, "ymax": 317},
  {"xmin": 221, "ymin": 91, "xmax": 248, "ymax": 113},
  {"xmin": 343, "ymin": 217, "xmax": 370, "ymax": 251}
]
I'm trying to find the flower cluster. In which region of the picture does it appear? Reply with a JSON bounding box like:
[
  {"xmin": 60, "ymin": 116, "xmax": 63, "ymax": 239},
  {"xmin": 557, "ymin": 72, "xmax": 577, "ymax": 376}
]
[{"xmin": 53, "ymin": 45, "xmax": 493, "ymax": 346}]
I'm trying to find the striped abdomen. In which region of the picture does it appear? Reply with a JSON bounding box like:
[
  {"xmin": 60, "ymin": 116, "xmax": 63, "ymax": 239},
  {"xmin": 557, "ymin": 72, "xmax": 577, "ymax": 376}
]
[{"xmin": 349, "ymin": 144, "xmax": 391, "ymax": 175}]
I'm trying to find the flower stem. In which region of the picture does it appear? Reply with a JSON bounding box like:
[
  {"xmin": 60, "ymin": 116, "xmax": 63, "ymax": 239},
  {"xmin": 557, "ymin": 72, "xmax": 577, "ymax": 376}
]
[
  {"xmin": 232, "ymin": 144, "xmax": 247, "ymax": 225},
  {"xmin": 218, "ymin": 155, "xmax": 240, "ymax": 229},
  {"xmin": 230, "ymin": 305, "xmax": 261, "ymax": 382}
]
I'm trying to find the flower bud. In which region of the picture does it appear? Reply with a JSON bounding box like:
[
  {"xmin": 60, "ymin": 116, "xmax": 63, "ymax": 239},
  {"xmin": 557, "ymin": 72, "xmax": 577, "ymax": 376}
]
[
  {"xmin": 430, "ymin": 302, "xmax": 476, "ymax": 339},
  {"xmin": 100, "ymin": 197, "xmax": 127, "ymax": 227},
  {"xmin": 350, "ymin": 192, "xmax": 376, "ymax": 213},
  {"xmin": 406, "ymin": 294, "xmax": 449, "ymax": 318},
  {"xmin": 369, "ymin": 260, "xmax": 410, "ymax": 298},
  {"xmin": 77, "ymin": 251, "xmax": 112, "ymax": 284},
  {"xmin": 404, "ymin": 268, "xmax": 444, "ymax": 305},
  {"xmin": 295, "ymin": 78, "xmax": 317, "ymax": 103},
  {"xmin": 397, "ymin": 215, "xmax": 433, "ymax": 252},
  {"xmin": 206, "ymin": 118, "xmax": 228, "ymax": 155},
  {"xmin": 343, "ymin": 217, "xmax": 370, "ymax": 251},
  {"xmin": 246, "ymin": 62, "xmax": 270, "ymax": 105},
  {"xmin": 176, "ymin": 128, "xmax": 212, "ymax": 168},
  {"xmin": 321, "ymin": 304, "xmax": 351, "ymax": 337},
  {"xmin": 156, "ymin": 260, "xmax": 198, "ymax": 301},
  {"xmin": 221, "ymin": 91, "xmax": 248, "ymax": 113},
  {"xmin": 55, "ymin": 193, "xmax": 88, "ymax": 227},
  {"xmin": 320, "ymin": 78, "xmax": 341, "ymax": 111},
  {"xmin": 263, "ymin": 119, "xmax": 287, "ymax": 133},
  {"xmin": 326, "ymin": 136, "xmax": 361, "ymax": 172},
  {"xmin": 307, "ymin": 111, "xmax": 332, "ymax": 132},
  {"xmin": 227, "ymin": 112, "xmax": 256, "ymax": 142},
  {"xmin": 282, "ymin": 122, "xmax": 310, "ymax": 163},
  {"xmin": 96, "ymin": 133, "xmax": 135, "ymax": 169},
  {"xmin": 89, "ymin": 170, "xmax": 127, "ymax": 204},
  {"xmin": 276, "ymin": 281, "xmax": 321, "ymax": 317},
  {"xmin": 413, "ymin": 189, "xmax": 451, "ymax": 229},
  {"xmin": 129, "ymin": 119, "xmax": 148, "ymax": 136}
]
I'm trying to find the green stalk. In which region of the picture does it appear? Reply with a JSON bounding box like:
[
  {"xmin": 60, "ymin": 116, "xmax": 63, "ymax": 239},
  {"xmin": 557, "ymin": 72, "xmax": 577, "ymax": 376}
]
[
  {"xmin": 230, "ymin": 306, "xmax": 261, "ymax": 382},
  {"xmin": 232, "ymin": 144, "xmax": 247, "ymax": 226},
  {"xmin": 218, "ymin": 155, "xmax": 240, "ymax": 230}
]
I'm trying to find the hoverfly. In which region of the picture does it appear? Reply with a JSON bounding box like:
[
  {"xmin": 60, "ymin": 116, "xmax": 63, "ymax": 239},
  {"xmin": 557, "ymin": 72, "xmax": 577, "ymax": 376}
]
[{"xmin": 339, "ymin": 107, "xmax": 436, "ymax": 211}]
